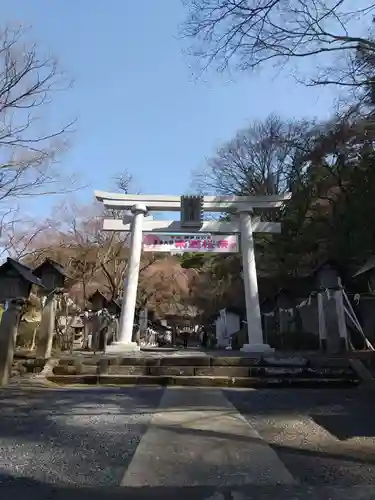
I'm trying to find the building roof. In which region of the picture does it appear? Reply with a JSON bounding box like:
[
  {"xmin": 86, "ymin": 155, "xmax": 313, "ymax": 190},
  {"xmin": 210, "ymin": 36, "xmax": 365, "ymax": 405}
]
[
  {"xmin": 307, "ymin": 259, "xmax": 345, "ymax": 278},
  {"xmin": 107, "ymin": 298, "xmax": 121, "ymax": 309},
  {"xmin": 353, "ymin": 256, "xmax": 375, "ymax": 278},
  {"xmin": 88, "ymin": 289, "xmax": 107, "ymax": 302},
  {"xmin": 88, "ymin": 291, "xmax": 122, "ymax": 313},
  {"xmin": 33, "ymin": 258, "xmax": 68, "ymax": 278},
  {"xmin": 0, "ymin": 258, "xmax": 43, "ymax": 287}
]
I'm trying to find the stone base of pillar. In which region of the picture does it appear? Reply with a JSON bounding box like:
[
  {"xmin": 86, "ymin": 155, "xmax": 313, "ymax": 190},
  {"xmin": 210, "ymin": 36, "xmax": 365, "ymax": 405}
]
[
  {"xmin": 240, "ymin": 343, "xmax": 275, "ymax": 355},
  {"xmin": 340, "ymin": 337, "xmax": 348, "ymax": 352},
  {"xmin": 106, "ymin": 341, "xmax": 140, "ymax": 353}
]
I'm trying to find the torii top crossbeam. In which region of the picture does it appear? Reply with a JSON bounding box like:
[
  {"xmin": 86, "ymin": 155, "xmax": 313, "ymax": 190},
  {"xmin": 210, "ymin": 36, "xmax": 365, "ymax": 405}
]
[{"xmin": 95, "ymin": 191, "xmax": 292, "ymax": 212}]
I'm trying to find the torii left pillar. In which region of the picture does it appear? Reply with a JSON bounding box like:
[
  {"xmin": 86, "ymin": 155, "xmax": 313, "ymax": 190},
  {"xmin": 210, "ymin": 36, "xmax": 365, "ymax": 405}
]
[{"xmin": 107, "ymin": 204, "xmax": 147, "ymax": 352}]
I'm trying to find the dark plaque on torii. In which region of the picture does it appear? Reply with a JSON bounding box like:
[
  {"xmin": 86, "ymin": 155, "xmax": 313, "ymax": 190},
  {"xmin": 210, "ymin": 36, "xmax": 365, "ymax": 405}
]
[{"xmin": 180, "ymin": 195, "xmax": 204, "ymax": 229}]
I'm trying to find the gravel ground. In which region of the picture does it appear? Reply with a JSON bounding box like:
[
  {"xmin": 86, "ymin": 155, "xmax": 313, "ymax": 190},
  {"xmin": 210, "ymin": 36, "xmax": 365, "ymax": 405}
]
[
  {"xmin": 0, "ymin": 387, "xmax": 163, "ymax": 487},
  {"xmin": 0, "ymin": 385, "xmax": 374, "ymax": 499},
  {"xmin": 225, "ymin": 387, "xmax": 375, "ymax": 486}
]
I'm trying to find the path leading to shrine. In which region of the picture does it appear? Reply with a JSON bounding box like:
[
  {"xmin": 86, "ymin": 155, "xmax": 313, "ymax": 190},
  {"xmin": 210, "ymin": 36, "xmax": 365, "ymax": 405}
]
[{"xmin": 0, "ymin": 385, "xmax": 375, "ymax": 499}]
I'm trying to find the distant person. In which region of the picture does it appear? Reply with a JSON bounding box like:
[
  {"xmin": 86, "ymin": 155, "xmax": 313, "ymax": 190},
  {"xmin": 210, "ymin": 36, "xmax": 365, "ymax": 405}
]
[
  {"xmin": 182, "ymin": 330, "xmax": 189, "ymax": 349},
  {"xmin": 201, "ymin": 329, "xmax": 208, "ymax": 348}
]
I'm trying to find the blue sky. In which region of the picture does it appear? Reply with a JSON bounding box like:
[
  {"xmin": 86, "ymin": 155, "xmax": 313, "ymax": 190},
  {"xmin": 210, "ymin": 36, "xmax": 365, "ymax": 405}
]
[{"xmin": 4, "ymin": 0, "xmax": 339, "ymax": 218}]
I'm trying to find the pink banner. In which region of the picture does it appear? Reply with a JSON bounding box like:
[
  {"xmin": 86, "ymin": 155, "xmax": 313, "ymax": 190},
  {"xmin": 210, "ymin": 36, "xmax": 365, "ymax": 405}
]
[{"xmin": 142, "ymin": 234, "xmax": 239, "ymax": 253}]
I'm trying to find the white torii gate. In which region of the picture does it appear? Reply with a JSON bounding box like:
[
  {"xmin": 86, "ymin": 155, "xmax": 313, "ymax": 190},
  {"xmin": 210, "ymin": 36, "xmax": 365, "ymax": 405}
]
[{"xmin": 95, "ymin": 191, "xmax": 291, "ymax": 353}]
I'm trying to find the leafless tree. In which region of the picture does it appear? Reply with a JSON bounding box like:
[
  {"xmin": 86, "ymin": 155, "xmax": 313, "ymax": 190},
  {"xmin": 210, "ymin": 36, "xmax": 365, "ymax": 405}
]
[
  {"xmin": 113, "ymin": 171, "xmax": 134, "ymax": 194},
  {"xmin": 182, "ymin": 1, "xmax": 375, "ymax": 98},
  {"xmin": 138, "ymin": 261, "xmax": 197, "ymax": 317},
  {"xmin": 17, "ymin": 199, "xmax": 157, "ymax": 306},
  {"xmin": 0, "ymin": 207, "xmax": 59, "ymax": 259},
  {"xmin": 56, "ymin": 203, "xmax": 129, "ymax": 302},
  {"xmin": 193, "ymin": 114, "xmax": 315, "ymax": 196},
  {"xmin": 0, "ymin": 25, "xmax": 74, "ymax": 205}
]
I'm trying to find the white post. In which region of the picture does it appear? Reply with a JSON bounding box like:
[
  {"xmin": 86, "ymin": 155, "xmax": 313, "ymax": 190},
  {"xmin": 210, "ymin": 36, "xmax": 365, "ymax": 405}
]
[
  {"xmin": 317, "ymin": 292, "xmax": 327, "ymax": 351},
  {"xmin": 109, "ymin": 204, "xmax": 147, "ymax": 352},
  {"xmin": 139, "ymin": 307, "xmax": 148, "ymax": 336},
  {"xmin": 219, "ymin": 308, "xmax": 227, "ymax": 348},
  {"xmin": 239, "ymin": 211, "xmax": 274, "ymax": 354},
  {"xmin": 334, "ymin": 289, "xmax": 348, "ymax": 351},
  {"xmin": 0, "ymin": 299, "xmax": 24, "ymax": 386},
  {"xmin": 36, "ymin": 294, "xmax": 57, "ymax": 358}
]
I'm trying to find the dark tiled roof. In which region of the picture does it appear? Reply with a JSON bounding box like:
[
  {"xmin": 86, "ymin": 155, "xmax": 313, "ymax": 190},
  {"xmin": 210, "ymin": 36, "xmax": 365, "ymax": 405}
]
[
  {"xmin": 353, "ymin": 255, "xmax": 375, "ymax": 278},
  {"xmin": 1, "ymin": 258, "xmax": 43, "ymax": 286},
  {"xmin": 88, "ymin": 289, "xmax": 107, "ymax": 302},
  {"xmin": 308, "ymin": 259, "xmax": 345, "ymax": 277},
  {"xmin": 107, "ymin": 298, "xmax": 121, "ymax": 308},
  {"xmin": 33, "ymin": 258, "xmax": 68, "ymax": 278}
]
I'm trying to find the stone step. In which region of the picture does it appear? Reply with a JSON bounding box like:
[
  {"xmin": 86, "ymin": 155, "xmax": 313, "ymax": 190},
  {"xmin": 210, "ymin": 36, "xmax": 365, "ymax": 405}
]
[
  {"xmin": 11, "ymin": 358, "xmax": 46, "ymax": 378},
  {"xmin": 52, "ymin": 361, "xmax": 357, "ymax": 378},
  {"xmin": 50, "ymin": 353, "xmax": 360, "ymax": 388},
  {"xmin": 52, "ymin": 364, "xmax": 356, "ymax": 377},
  {"xmin": 10, "ymin": 353, "xmax": 369, "ymax": 389},
  {"xmin": 47, "ymin": 374, "xmax": 359, "ymax": 388},
  {"xmin": 57, "ymin": 355, "xmax": 353, "ymax": 368},
  {"xmin": 107, "ymin": 365, "xmax": 355, "ymax": 377}
]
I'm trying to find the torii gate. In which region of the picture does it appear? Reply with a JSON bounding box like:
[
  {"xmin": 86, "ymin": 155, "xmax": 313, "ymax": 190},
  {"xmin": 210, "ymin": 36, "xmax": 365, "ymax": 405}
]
[{"xmin": 95, "ymin": 191, "xmax": 291, "ymax": 353}]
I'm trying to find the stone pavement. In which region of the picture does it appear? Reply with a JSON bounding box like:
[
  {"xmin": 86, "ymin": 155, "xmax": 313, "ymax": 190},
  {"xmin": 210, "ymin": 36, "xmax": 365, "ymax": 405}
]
[{"xmin": 0, "ymin": 385, "xmax": 375, "ymax": 499}]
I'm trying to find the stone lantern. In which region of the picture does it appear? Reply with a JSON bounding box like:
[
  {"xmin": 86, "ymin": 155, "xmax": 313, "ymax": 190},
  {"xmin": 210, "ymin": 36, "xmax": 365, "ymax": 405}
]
[
  {"xmin": 0, "ymin": 258, "xmax": 42, "ymax": 302},
  {"xmin": 0, "ymin": 258, "xmax": 43, "ymax": 385}
]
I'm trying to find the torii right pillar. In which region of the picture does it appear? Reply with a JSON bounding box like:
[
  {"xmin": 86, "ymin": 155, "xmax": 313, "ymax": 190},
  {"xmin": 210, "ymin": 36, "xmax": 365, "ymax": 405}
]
[{"xmin": 239, "ymin": 210, "xmax": 274, "ymax": 354}]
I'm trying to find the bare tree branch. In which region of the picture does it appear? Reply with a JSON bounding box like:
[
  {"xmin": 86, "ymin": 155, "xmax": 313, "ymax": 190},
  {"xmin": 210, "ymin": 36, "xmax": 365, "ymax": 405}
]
[
  {"xmin": 113, "ymin": 171, "xmax": 133, "ymax": 194},
  {"xmin": 182, "ymin": 0, "xmax": 375, "ymax": 97},
  {"xmin": 0, "ymin": 25, "xmax": 75, "ymax": 208},
  {"xmin": 193, "ymin": 114, "xmax": 315, "ymax": 199}
]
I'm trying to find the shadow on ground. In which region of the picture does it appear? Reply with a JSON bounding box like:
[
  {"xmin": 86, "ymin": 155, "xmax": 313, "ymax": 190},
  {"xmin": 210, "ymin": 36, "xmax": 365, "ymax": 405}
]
[
  {"xmin": 2, "ymin": 472, "xmax": 375, "ymax": 500},
  {"xmin": 0, "ymin": 387, "xmax": 375, "ymax": 489}
]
